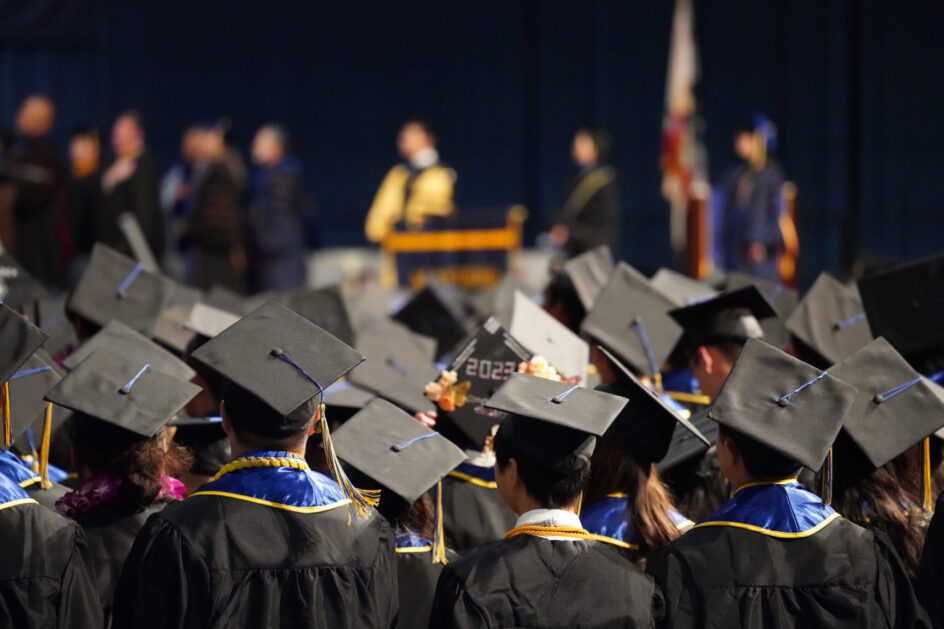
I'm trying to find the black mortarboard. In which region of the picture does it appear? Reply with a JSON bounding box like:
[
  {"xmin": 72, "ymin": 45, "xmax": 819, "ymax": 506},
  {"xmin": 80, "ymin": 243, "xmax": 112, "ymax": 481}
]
[
  {"xmin": 323, "ymin": 380, "xmax": 376, "ymax": 426},
  {"xmin": 656, "ymin": 409, "xmax": 719, "ymax": 473},
  {"xmin": 857, "ymin": 252, "xmax": 944, "ymax": 361},
  {"xmin": 348, "ymin": 320, "xmax": 438, "ymax": 414},
  {"xmin": 725, "ymin": 271, "xmax": 798, "ymax": 349},
  {"xmin": 281, "ymin": 286, "xmax": 356, "ymax": 347},
  {"xmin": 510, "ymin": 290, "xmax": 588, "ymax": 384},
  {"xmin": 650, "ymin": 268, "xmax": 718, "ymax": 307},
  {"xmin": 66, "ymin": 243, "xmax": 172, "ymax": 336},
  {"xmin": 184, "ymin": 302, "xmax": 240, "ymax": 339},
  {"xmin": 170, "ymin": 415, "xmax": 229, "ymax": 476},
  {"xmin": 785, "ymin": 272, "xmax": 872, "ymax": 366},
  {"xmin": 828, "ymin": 337, "xmax": 944, "ymax": 486},
  {"xmin": 0, "ymin": 302, "xmax": 48, "ymax": 386},
  {"xmin": 38, "ymin": 293, "xmax": 78, "ymax": 358},
  {"xmin": 345, "ymin": 283, "xmax": 406, "ymax": 333},
  {"xmin": 152, "ymin": 284, "xmax": 203, "ymax": 354},
  {"xmin": 392, "ymin": 286, "xmax": 467, "ymax": 359},
  {"xmin": 8, "ymin": 350, "xmax": 64, "ymax": 436},
  {"xmin": 581, "ymin": 262, "xmax": 682, "ymax": 377},
  {"xmin": 191, "ymin": 302, "xmax": 365, "ymax": 427},
  {"xmin": 596, "ymin": 346, "xmax": 710, "ymax": 465},
  {"xmin": 46, "ymin": 349, "xmax": 200, "ymax": 437},
  {"xmin": 0, "ymin": 253, "xmax": 46, "ymax": 312},
  {"xmin": 438, "ymin": 318, "xmax": 532, "ymax": 448},
  {"xmin": 64, "ymin": 320, "xmax": 196, "ymax": 383},
  {"xmin": 668, "ymin": 285, "xmax": 775, "ymax": 349},
  {"xmin": 468, "ymin": 276, "xmax": 533, "ymax": 328},
  {"xmin": 708, "ymin": 338, "xmax": 858, "ymax": 470},
  {"xmin": 204, "ymin": 285, "xmax": 250, "ymax": 315},
  {"xmin": 332, "ymin": 398, "xmax": 466, "ymax": 505},
  {"xmin": 562, "ymin": 245, "xmax": 614, "ymax": 310},
  {"xmin": 486, "ymin": 373, "xmax": 627, "ymax": 473}
]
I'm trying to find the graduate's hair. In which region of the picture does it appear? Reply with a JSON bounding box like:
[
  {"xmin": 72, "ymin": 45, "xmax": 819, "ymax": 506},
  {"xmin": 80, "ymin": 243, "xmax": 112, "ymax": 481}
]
[
  {"xmin": 67, "ymin": 412, "xmax": 192, "ymax": 510},
  {"xmin": 661, "ymin": 446, "xmax": 728, "ymax": 524},
  {"xmin": 833, "ymin": 453, "xmax": 928, "ymax": 581},
  {"xmin": 585, "ymin": 435, "xmax": 681, "ymax": 557},
  {"xmin": 493, "ymin": 424, "xmax": 590, "ymax": 510},
  {"xmin": 543, "ymin": 271, "xmax": 587, "ymax": 335},
  {"xmin": 717, "ymin": 424, "xmax": 802, "ymax": 480},
  {"xmin": 221, "ymin": 380, "xmax": 312, "ymax": 449}
]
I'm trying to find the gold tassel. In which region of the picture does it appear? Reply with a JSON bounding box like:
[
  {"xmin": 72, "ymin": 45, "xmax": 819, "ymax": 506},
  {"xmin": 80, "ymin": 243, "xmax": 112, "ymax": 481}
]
[
  {"xmin": 432, "ymin": 480, "xmax": 448, "ymax": 565},
  {"xmin": 653, "ymin": 372, "xmax": 663, "ymax": 395},
  {"xmin": 39, "ymin": 403, "xmax": 52, "ymax": 490},
  {"xmin": 1, "ymin": 381, "xmax": 9, "ymax": 448},
  {"xmin": 923, "ymin": 437, "xmax": 933, "ymax": 512},
  {"xmin": 575, "ymin": 490, "xmax": 584, "ymax": 516},
  {"xmin": 320, "ymin": 404, "xmax": 380, "ymax": 524}
]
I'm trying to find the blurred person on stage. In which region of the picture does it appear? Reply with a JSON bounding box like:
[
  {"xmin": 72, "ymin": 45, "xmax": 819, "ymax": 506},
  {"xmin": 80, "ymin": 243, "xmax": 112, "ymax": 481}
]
[
  {"xmin": 716, "ymin": 115, "xmax": 785, "ymax": 282},
  {"xmin": 1, "ymin": 95, "xmax": 68, "ymax": 287},
  {"xmin": 67, "ymin": 126, "xmax": 103, "ymax": 278},
  {"xmin": 548, "ymin": 128, "xmax": 621, "ymax": 259},
  {"xmin": 364, "ymin": 119, "xmax": 455, "ymax": 243},
  {"xmin": 160, "ymin": 125, "xmax": 203, "ymax": 281},
  {"xmin": 101, "ymin": 111, "xmax": 165, "ymax": 261},
  {"xmin": 246, "ymin": 124, "xmax": 310, "ymax": 292}
]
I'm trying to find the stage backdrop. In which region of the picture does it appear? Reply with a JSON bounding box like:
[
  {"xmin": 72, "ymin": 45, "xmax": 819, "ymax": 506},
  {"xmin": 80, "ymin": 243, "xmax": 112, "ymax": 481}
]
[{"xmin": 1, "ymin": 1, "xmax": 941, "ymax": 286}]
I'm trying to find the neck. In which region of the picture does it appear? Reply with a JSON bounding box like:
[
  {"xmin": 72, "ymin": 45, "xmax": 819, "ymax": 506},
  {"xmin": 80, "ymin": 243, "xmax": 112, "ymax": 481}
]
[
  {"xmin": 227, "ymin": 440, "xmax": 304, "ymax": 461},
  {"xmin": 514, "ymin": 493, "xmax": 579, "ymax": 516},
  {"xmin": 732, "ymin": 474, "xmax": 799, "ymax": 495}
]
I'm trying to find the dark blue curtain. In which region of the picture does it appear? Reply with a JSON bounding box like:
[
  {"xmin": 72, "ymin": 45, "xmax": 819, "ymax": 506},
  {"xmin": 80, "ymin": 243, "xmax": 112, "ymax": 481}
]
[{"xmin": 2, "ymin": 1, "xmax": 941, "ymax": 287}]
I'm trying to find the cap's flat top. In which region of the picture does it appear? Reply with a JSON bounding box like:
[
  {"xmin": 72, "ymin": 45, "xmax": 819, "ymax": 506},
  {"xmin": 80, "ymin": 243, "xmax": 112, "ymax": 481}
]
[
  {"xmin": 64, "ymin": 320, "xmax": 195, "ymax": 382},
  {"xmin": 786, "ymin": 272, "xmax": 873, "ymax": 364},
  {"xmin": 0, "ymin": 303, "xmax": 48, "ymax": 385},
  {"xmin": 510, "ymin": 291, "xmax": 588, "ymax": 385}
]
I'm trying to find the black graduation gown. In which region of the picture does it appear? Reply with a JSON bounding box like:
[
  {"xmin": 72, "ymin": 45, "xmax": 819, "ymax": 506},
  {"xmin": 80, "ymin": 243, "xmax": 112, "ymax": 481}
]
[
  {"xmin": 0, "ymin": 483, "xmax": 103, "ymax": 628},
  {"xmin": 100, "ymin": 150, "xmax": 165, "ymax": 260},
  {"xmin": 26, "ymin": 481, "xmax": 69, "ymax": 510},
  {"xmin": 76, "ymin": 502, "xmax": 166, "ymax": 625},
  {"xmin": 648, "ymin": 517, "xmax": 929, "ymax": 628},
  {"xmin": 441, "ymin": 471, "xmax": 517, "ymax": 555},
  {"xmin": 395, "ymin": 543, "xmax": 459, "ymax": 629},
  {"xmin": 556, "ymin": 165, "xmax": 621, "ymax": 257},
  {"xmin": 916, "ymin": 491, "xmax": 944, "ymax": 627},
  {"xmin": 429, "ymin": 535, "xmax": 662, "ymax": 628},
  {"xmin": 112, "ymin": 493, "xmax": 399, "ymax": 628}
]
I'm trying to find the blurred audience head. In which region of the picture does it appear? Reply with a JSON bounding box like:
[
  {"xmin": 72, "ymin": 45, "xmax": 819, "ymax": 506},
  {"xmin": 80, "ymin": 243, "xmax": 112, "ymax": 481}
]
[
  {"xmin": 16, "ymin": 94, "xmax": 56, "ymax": 139},
  {"xmin": 572, "ymin": 128, "xmax": 611, "ymax": 167},
  {"xmin": 112, "ymin": 110, "xmax": 146, "ymax": 158},
  {"xmin": 180, "ymin": 125, "xmax": 204, "ymax": 164},
  {"xmin": 69, "ymin": 126, "xmax": 101, "ymax": 175},
  {"xmin": 397, "ymin": 119, "xmax": 436, "ymax": 160},
  {"xmin": 251, "ymin": 124, "xmax": 289, "ymax": 166}
]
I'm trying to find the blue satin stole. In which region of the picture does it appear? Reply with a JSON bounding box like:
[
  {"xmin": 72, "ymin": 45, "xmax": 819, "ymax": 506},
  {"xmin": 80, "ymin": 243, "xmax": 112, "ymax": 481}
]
[
  {"xmin": 395, "ymin": 530, "xmax": 433, "ymax": 553},
  {"xmin": 581, "ymin": 494, "xmax": 693, "ymax": 549},
  {"xmin": 0, "ymin": 470, "xmax": 33, "ymax": 508},
  {"xmin": 190, "ymin": 451, "xmax": 348, "ymax": 513},
  {"xmin": 0, "ymin": 449, "xmax": 40, "ymax": 488},
  {"xmin": 448, "ymin": 461, "xmax": 497, "ymax": 489},
  {"xmin": 695, "ymin": 479, "xmax": 840, "ymax": 538}
]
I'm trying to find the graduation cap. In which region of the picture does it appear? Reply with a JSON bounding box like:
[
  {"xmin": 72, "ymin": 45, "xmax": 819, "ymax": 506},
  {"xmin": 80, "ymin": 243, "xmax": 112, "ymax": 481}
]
[
  {"xmin": 46, "ymin": 348, "xmax": 200, "ymax": 438},
  {"xmin": 467, "ymin": 275, "xmax": 533, "ymax": 329},
  {"xmin": 656, "ymin": 409, "xmax": 719, "ymax": 474},
  {"xmin": 562, "ymin": 245, "xmax": 614, "ymax": 310},
  {"xmin": 827, "ymin": 337, "xmax": 944, "ymax": 505},
  {"xmin": 184, "ymin": 302, "xmax": 240, "ymax": 340},
  {"xmin": 785, "ymin": 273, "xmax": 872, "ymax": 366},
  {"xmin": 485, "ymin": 373, "xmax": 627, "ymax": 474},
  {"xmin": 668, "ymin": 286, "xmax": 776, "ymax": 351},
  {"xmin": 64, "ymin": 320, "xmax": 196, "ymax": 383},
  {"xmin": 66, "ymin": 243, "xmax": 173, "ymax": 336},
  {"xmin": 191, "ymin": 302, "xmax": 375, "ymax": 520},
  {"xmin": 0, "ymin": 303, "xmax": 48, "ymax": 447},
  {"xmin": 348, "ymin": 320, "xmax": 438, "ymax": 415},
  {"xmin": 38, "ymin": 293, "xmax": 78, "ymax": 358},
  {"xmin": 392, "ymin": 286, "xmax": 467, "ymax": 359},
  {"xmin": 281, "ymin": 286, "xmax": 356, "ymax": 347},
  {"xmin": 595, "ymin": 345, "xmax": 710, "ymax": 465},
  {"xmin": 581, "ymin": 262, "xmax": 682, "ymax": 378},
  {"xmin": 322, "ymin": 380, "xmax": 377, "ymax": 426},
  {"xmin": 650, "ymin": 268, "xmax": 718, "ymax": 308},
  {"xmin": 857, "ymin": 252, "xmax": 944, "ymax": 362},
  {"xmin": 0, "ymin": 253, "xmax": 46, "ymax": 312},
  {"xmin": 725, "ymin": 271, "xmax": 798, "ymax": 350},
  {"xmin": 344, "ymin": 283, "xmax": 406, "ymax": 334},
  {"xmin": 204, "ymin": 284, "xmax": 251, "ymax": 315},
  {"xmin": 152, "ymin": 284, "xmax": 203, "ymax": 355},
  {"xmin": 510, "ymin": 290, "xmax": 588, "ymax": 385},
  {"xmin": 438, "ymin": 318, "xmax": 532, "ymax": 449},
  {"xmin": 170, "ymin": 415, "xmax": 230, "ymax": 476},
  {"xmin": 708, "ymin": 338, "xmax": 857, "ymax": 471}
]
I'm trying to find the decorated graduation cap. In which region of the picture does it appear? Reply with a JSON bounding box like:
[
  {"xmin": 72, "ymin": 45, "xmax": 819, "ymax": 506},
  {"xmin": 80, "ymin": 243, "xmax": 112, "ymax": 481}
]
[
  {"xmin": 0, "ymin": 302, "xmax": 49, "ymax": 447},
  {"xmin": 0, "ymin": 253, "xmax": 46, "ymax": 312},
  {"xmin": 152, "ymin": 284, "xmax": 203, "ymax": 355},
  {"xmin": 393, "ymin": 285, "xmax": 467, "ymax": 360},
  {"xmin": 64, "ymin": 320, "xmax": 196, "ymax": 383},
  {"xmin": 281, "ymin": 285, "xmax": 356, "ymax": 347},
  {"xmin": 581, "ymin": 262, "xmax": 682, "ymax": 379},
  {"xmin": 46, "ymin": 348, "xmax": 200, "ymax": 438},
  {"xmin": 332, "ymin": 398, "xmax": 466, "ymax": 563},
  {"xmin": 669, "ymin": 285, "xmax": 776, "ymax": 351},
  {"xmin": 650, "ymin": 268, "xmax": 718, "ymax": 308},
  {"xmin": 857, "ymin": 252, "xmax": 944, "ymax": 363},
  {"xmin": 708, "ymin": 338, "xmax": 857, "ymax": 471},
  {"xmin": 66, "ymin": 243, "xmax": 172, "ymax": 336},
  {"xmin": 349, "ymin": 320, "xmax": 438, "ymax": 415},
  {"xmin": 7, "ymin": 350, "xmax": 66, "ymax": 488},
  {"xmin": 827, "ymin": 337, "xmax": 944, "ymax": 508},
  {"xmin": 510, "ymin": 290, "xmax": 588, "ymax": 385},
  {"xmin": 596, "ymin": 345, "xmax": 710, "ymax": 465},
  {"xmin": 191, "ymin": 301, "xmax": 376, "ymax": 520},
  {"xmin": 184, "ymin": 302, "xmax": 240, "ymax": 340},
  {"xmin": 725, "ymin": 271, "xmax": 798, "ymax": 350},
  {"xmin": 486, "ymin": 373, "xmax": 627, "ymax": 474},
  {"xmin": 562, "ymin": 245, "xmax": 614, "ymax": 310},
  {"xmin": 785, "ymin": 272, "xmax": 872, "ymax": 367},
  {"xmin": 436, "ymin": 317, "xmax": 532, "ymax": 449}
]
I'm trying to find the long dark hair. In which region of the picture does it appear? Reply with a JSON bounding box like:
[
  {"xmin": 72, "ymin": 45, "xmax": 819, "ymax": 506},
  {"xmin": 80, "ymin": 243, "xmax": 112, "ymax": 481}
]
[
  {"xmin": 584, "ymin": 439, "xmax": 681, "ymax": 558},
  {"xmin": 67, "ymin": 413, "xmax": 192, "ymax": 511},
  {"xmin": 391, "ymin": 493, "xmax": 435, "ymax": 540}
]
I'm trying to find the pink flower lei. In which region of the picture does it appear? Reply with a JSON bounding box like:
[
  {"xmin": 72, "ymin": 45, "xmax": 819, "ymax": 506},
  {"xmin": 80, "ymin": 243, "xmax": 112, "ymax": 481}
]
[{"xmin": 55, "ymin": 472, "xmax": 186, "ymax": 518}]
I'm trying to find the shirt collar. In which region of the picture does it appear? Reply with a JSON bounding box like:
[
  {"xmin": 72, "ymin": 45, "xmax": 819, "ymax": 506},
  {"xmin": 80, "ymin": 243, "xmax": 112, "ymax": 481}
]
[
  {"xmin": 515, "ymin": 508, "xmax": 583, "ymax": 530},
  {"xmin": 409, "ymin": 147, "xmax": 439, "ymax": 170}
]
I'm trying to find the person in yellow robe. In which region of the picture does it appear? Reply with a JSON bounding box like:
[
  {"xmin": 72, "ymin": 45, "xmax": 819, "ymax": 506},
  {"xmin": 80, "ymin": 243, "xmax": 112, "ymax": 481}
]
[{"xmin": 365, "ymin": 120, "xmax": 455, "ymax": 243}]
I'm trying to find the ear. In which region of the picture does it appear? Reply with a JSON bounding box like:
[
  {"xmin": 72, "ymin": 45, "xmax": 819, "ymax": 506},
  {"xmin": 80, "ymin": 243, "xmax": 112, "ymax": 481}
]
[
  {"xmin": 696, "ymin": 345, "xmax": 714, "ymax": 374},
  {"xmin": 220, "ymin": 400, "xmax": 232, "ymax": 436},
  {"xmin": 506, "ymin": 457, "xmax": 521, "ymax": 489}
]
